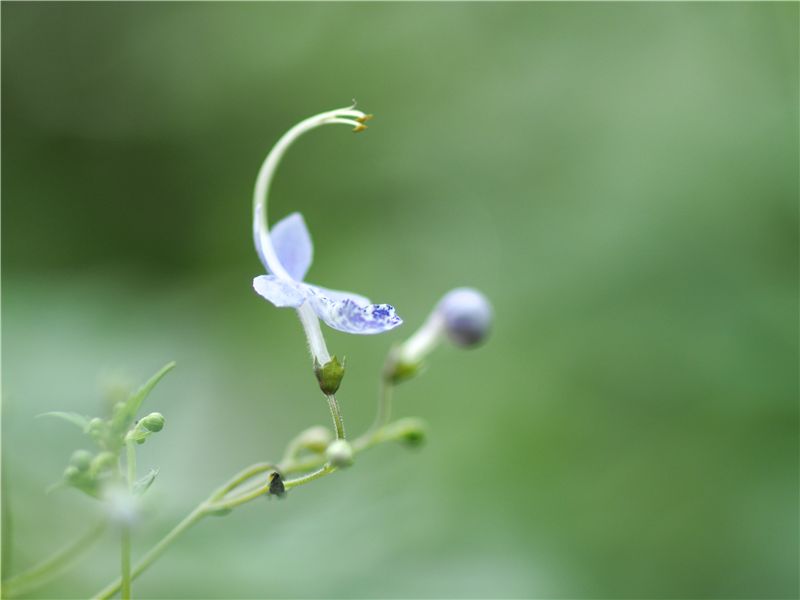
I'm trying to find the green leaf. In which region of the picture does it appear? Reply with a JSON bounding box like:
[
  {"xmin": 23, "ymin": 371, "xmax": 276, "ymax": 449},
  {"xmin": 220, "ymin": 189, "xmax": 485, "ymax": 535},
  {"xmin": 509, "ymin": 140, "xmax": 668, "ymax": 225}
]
[
  {"xmin": 133, "ymin": 469, "xmax": 158, "ymax": 496},
  {"xmin": 109, "ymin": 362, "xmax": 175, "ymax": 439},
  {"xmin": 37, "ymin": 412, "xmax": 90, "ymax": 431}
]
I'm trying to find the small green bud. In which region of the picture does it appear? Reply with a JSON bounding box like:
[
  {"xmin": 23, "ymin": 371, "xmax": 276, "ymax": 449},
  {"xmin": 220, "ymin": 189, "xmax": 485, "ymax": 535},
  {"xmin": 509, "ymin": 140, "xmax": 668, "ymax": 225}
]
[
  {"xmin": 63, "ymin": 464, "xmax": 99, "ymax": 497},
  {"xmin": 400, "ymin": 427, "xmax": 426, "ymax": 447},
  {"xmin": 140, "ymin": 412, "xmax": 165, "ymax": 432},
  {"xmin": 70, "ymin": 450, "xmax": 94, "ymax": 471},
  {"xmin": 385, "ymin": 417, "xmax": 427, "ymax": 448},
  {"xmin": 90, "ymin": 451, "xmax": 116, "ymax": 476},
  {"xmin": 384, "ymin": 354, "xmax": 423, "ymax": 385},
  {"xmin": 288, "ymin": 425, "xmax": 333, "ymax": 456},
  {"xmin": 63, "ymin": 465, "xmax": 81, "ymax": 482},
  {"xmin": 326, "ymin": 439, "xmax": 354, "ymax": 468},
  {"xmin": 125, "ymin": 412, "xmax": 166, "ymax": 445},
  {"xmin": 314, "ymin": 356, "xmax": 345, "ymax": 396},
  {"xmin": 87, "ymin": 417, "xmax": 108, "ymax": 443}
]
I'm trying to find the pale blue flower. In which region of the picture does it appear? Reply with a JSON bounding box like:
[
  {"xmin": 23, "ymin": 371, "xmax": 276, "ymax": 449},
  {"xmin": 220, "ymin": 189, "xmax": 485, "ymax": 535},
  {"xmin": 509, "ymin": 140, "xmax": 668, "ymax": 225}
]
[
  {"xmin": 249, "ymin": 106, "xmax": 402, "ymax": 369},
  {"xmin": 253, "ymin": 212, "xmax": 402, "ymax": 335}
]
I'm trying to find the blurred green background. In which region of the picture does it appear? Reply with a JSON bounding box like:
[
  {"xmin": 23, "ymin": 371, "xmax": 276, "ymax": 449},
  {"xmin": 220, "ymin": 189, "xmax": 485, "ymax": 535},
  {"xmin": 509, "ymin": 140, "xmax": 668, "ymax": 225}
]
[{"xmin": 2, "ymin": 3, "xmax": 798, "ymax": 599}]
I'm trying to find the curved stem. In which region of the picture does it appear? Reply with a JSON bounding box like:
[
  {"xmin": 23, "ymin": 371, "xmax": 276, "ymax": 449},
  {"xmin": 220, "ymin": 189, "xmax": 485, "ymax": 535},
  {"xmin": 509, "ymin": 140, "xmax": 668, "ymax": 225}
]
[
  {"xmin": 120, "ymin": 440, "xmax": 136, "ymax": 599},
  {"xmin": 120, "ymin": 529, "xmax": 131, "ymax": 600},
  {"xmin": 91, "ymin": 417, "xmax": 414, "ymax": 599},
  {"xmin": 1, "ymin": 520, "xmax": 107, "ymax": 598},
  {"xmin": 284, "ymin": 465, "xmax": 334, "ymax": 490},
  {"xmin": 370, "ymin": 379, "xmax": 393, "ymax": 432},
  {"xmin": 212, "ymin": 462, "xmax": 277, "ymax": 500}
]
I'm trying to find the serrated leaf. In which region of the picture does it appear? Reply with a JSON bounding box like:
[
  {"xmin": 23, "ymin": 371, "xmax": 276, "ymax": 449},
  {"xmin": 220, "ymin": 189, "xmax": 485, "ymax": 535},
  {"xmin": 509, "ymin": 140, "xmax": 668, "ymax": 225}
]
[
  {"xmin": 37, "ymin": 412, "xmax": 90, "ymax": 431},
  {"xmin": 133, "ymin": 468, "xmax": 159, "ymax": 496},
  {"xmin": 109, "ymin": 362, "xmax": 175, "ymax": 438}
]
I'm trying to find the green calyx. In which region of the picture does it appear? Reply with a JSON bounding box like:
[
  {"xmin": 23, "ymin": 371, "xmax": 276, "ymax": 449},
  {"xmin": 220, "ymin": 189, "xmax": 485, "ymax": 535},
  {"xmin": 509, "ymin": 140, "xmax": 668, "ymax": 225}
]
[
  {"xmin": 384, "ymin": 357, "xmax": 422, "ymax": 385},
  {"xmin": 315, "ymin": 356, "xmax": 346, "ymax": 395}
]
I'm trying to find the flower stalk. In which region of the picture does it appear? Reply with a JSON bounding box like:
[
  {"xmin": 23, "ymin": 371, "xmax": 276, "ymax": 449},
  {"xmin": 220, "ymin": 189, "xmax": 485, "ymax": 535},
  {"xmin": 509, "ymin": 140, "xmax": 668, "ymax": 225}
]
[{"xmin": 91, "ymin": 416, "xmax": 416, "ymax": 600}]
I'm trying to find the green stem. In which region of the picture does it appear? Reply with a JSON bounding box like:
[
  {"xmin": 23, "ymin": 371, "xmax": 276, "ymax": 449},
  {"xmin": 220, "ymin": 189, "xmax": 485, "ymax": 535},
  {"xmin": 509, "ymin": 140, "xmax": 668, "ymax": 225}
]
[
  {"xmin": 212, "ymin": 462, "xmax": 277, "ymax": 500},
  {"xmin": 120, "ymin": 528, "xmax": 131, "ymax": 600},
  {"xmin": 92, "ymin": 420, "xmax": 413, "ymax": 599},
  {"xmin": 1, "ymin": 456, "xmax": 13, "ymax": 579},
  {"xmin": 1, "ymin": 520, "xmax": 107, "ymax": 598},
  {"xmin": 325, "ymin": 395, "xmax": 346, "ymax": 440},
  {"xmin": 284, "ymin": 465, "xmax": 334, "ymax": 489},
  {"xmin": 126, "ymin": 442, "xmax": 136, "ymax": 493},
  {"xmin": 371, "ymin": 378, "xmax": 393, "ymax": 431},
  {"xmin": 120, "ymin": 440, "xmax": 136, "ymax": 600},
  {"xmin": 93, "ymin": 505, "xmax": 207, "ymax": 600}
]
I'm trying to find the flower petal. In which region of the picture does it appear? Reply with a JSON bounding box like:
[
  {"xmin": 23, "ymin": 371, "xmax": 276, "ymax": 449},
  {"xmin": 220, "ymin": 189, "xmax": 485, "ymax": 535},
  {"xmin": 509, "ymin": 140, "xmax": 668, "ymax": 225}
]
[
  {"xmin": 305, "ymin": 288, "xmax": 403, "ymax": 335},
  {"xmin": 308, "ymin": 284, "xmax": 371, "ymax": 307},
  {"xmin": 253, "ymin": 275, "xmax": 305, "ymax": 308},
  {"xmin": 271, "ymin": 212, "xmax": 313, "ymax": 281}
]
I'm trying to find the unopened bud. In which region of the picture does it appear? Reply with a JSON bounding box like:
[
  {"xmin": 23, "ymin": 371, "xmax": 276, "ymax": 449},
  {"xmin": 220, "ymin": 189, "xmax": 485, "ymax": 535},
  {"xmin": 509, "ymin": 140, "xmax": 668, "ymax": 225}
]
[
  {"xmin": 292, "ymin": 425, "xmax": 333, "ymax": 454},
  {"xmin": 87, "ymin": 417, "xmax": 108, "ymax": 443},
  {"xmin": 382, "ymin": 345, "xmax": 422, "ymax": 384},
  {"xmin": 64, "ymin": 463, "xmax": 99, "ymax": 497},
  {"xmin": 70, "ymin": 450, "xmax": 94, "ymax": 471},
  {"xmin": 436, "ymin": 288, "xmax": 493, "ymax": 347},
  {"xmin": 325, "ymin": 439, "xmax": 354, "ymax": 468},
  {"xmin": 385, "ymin": 417, "xmax": 427, "ymax": 448},
  {"xmin": 63, "ymin": 465, "xmax": 81, "ymax": 482},
  {"xmin": 90, "ymin": 451, "xmax": 116, "ymax": 477},
  {"xmin": 315, "ymin": 356, "xmax": 345, "ymax": 396},
  {"xmin": 140, "ymin": 412, "xmax": 165, "ymax": 432},
  {"xmin": 389, "ymin": 288, "xmax": 491, "ymax": 384}
]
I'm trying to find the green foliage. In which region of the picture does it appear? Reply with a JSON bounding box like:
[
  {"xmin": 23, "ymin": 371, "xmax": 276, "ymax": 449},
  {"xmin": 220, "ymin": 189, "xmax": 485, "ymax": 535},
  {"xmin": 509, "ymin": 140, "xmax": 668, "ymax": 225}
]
[
  {"xmin": 38, "ymin": 412, "xmax": 90, "ymax": 431},
  {"xmin": 2, "ymin": 3, "xmax": 797, "ymax": 599},
  {"xmin": 49, "ymin": 364, "xmax": 174, "ymax": 499}
]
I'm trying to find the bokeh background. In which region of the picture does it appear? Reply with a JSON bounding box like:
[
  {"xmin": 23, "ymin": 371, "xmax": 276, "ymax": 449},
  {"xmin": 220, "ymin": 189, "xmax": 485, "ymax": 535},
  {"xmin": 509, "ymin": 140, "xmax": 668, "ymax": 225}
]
[{"xmin": 2, "ymin": 3, "xmax": 798, "ymax": 599}]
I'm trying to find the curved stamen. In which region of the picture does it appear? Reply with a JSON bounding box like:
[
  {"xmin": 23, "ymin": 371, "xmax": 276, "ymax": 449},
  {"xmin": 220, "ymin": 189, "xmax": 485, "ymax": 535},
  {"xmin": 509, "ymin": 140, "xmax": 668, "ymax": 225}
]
[
  {"xmin": 252, "ymin": 107, "xmax": 369, "ymax": 276},
  {"xmin": 252, "ymin": 107, "xmax": 370, "ymax": 366}
]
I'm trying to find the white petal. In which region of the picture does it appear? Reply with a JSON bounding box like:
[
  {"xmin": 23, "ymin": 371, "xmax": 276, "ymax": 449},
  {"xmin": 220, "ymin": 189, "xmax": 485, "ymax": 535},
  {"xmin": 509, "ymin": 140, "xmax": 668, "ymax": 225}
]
[
  {"xmin": 271, "ymin": 212, "xmax": 313, "ymax": 281},
  {"xmin": 253, "ymin": 275, "xmax": 305, "ymax": 308}
]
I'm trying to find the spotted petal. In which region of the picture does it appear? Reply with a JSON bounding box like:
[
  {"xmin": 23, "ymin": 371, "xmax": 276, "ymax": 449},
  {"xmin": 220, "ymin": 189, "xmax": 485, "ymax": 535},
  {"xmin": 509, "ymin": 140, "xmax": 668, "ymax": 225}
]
[
  {"xmin": 309, "ymin": 284, "xmax": 371, "ymax": 307},
  {"xmin": 305, "ymin": 288, "xmax": 402, "ymax": 335},
  {"xmin": 253, "ymin": 275, "xmax": 305, "ymax": 308},
  {"xmin": 271, "ymin": 212, "xmax": 313, "ymax": 281}
]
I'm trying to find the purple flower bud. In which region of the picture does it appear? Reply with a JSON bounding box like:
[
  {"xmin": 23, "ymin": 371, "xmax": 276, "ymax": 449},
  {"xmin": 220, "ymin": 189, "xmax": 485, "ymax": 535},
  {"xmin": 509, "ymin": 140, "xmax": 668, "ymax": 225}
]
[{"xmin": 436, "ymin": 288, "xmax": 493, "ymax": 347}]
